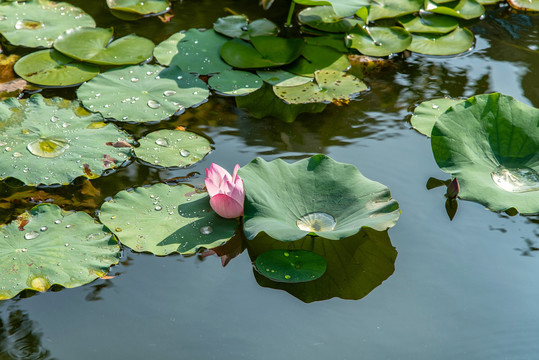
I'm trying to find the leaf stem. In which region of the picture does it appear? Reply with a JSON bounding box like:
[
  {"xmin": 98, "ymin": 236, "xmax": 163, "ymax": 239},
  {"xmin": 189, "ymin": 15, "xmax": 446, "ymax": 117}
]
[{"xmin": 286, "ymin": 1, "xmax": 295, "ymax": 27}]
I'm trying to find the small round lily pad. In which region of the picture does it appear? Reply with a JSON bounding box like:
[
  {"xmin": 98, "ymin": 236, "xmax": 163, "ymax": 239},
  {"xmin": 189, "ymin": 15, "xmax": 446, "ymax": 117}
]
[
  {"xmin": 0, "ymin": 203, "xmax": 119, "ymax": 300},
  {"xmin": 221, "ymin": 37, "xmax": 304, "ymax": 69},
  {"xmin": 367, "ymin": 0, "xmax": 423, "ymax": 21},
  {"xmin": 398, "ymin": 13, "xmax": 459, "ymax": 34},
  {"xmin": 208, "ymin": 70, "xmax": 263, "ymax": 96},
  {"xmin": 407, "ymin": 27, "xmax": 474, "ymax": 56},
  {"xmin": 294, "ymin": 0, "xmax": 371, "ymax": 17},
  {"xmin": 255, "ymin": 249, "xmax": 327, "ymax": 283},
  {"xmin": 14, "ymin": 49, "xmax": 99, "ymax": 86},
  {"xmin": 426, "ymin": 0, "xmax": 485, "ymax": 20},
  {"xmin": 99, "ymin": 183, "xmax": 238, "ymax": 256},
  {"xmin": 507, "ymin": 0, "xmax": 539, "ymax": 11},
  {"xmin": 298, "ymin": 6, "xmax": 364, "ymax": 33},
  {"xmin": 213, "ymin": 15, "xmax": 279, "ymax": 40},
  {"xmin": 106, "ymin": 0, "xmax": 170, "ymax": 15},
  {"xmin": 134, "ymin": 129, "xmax": 211, "ymax": 167},
  {"xmin": 410, "ymin": 98, "xmax": 466, "ymax": 136},
  {"xmin": 54, "ymin": 27, "xmax": 155, "ymax": 65},
  {"xmin": 345, "ymin": 26, "xmax": 412, "ymax": 57}
]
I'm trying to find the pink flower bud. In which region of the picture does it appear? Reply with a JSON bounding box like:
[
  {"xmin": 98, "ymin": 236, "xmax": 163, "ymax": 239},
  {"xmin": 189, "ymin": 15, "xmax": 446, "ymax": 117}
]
[{"xmin": 205, "ymin": 163, "xmax": 244, "ymax": 218}]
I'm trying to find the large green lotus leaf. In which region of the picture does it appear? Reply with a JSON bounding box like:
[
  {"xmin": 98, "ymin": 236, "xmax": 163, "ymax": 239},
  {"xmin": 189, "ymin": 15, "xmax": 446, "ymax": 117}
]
[
  {"xmin": 398, "ymin": 13, "xmax": 459, "ymax": 34},
  {"xmin": 345, "ymin": 26, "xmax": 412, "ymax": 57},
  {"xmin": 426, "ymin": 0, "xmax": 485, "ymax": 19},
  {"xmin": 285, "ymin": 44, "xmax": 351, "ymax": 78},
  {"xmin": 248, "ymin": 229, "xmax": 396, "ymax": 302},
  {"xmin": 213, "ymin": 15, "xmax": 279, "ymax": 40},
  {"xmin": 0, "ymin": 0, "xmax": 95, "ymax": 48},
  {"xmin": 254, "ymin": 249, "xmax": 327, "ymax": 283},
  {"xmin": 99, "ymin": 184, "xmax": 237, "ymax": 255},
  {"xmin": 153, "ymin": 32, "xmax": 186, "ymax": 66},
  {"xmin": 407, "ymin": 27, "xmax": 474, "ymax": 55},
  {"xmin": 256, "ymin": 69, "xmax": 313, "ymax": 87},
  {"xmin": 0, "ymin": 94, "xmax": 132, "ymax": 185},
  {"xmin": 410, "ymin": 98, "xmax": 465, "ymax": 136},
  {"xmin": 14, "ymin": 50, "xmax": 99, "ymax": 86},
  {"xmin": 240, "ymin": 155, "xmax": 400, "ymax": 241},
  {"xmin": 134, "ymin": 129, "xmax": 211, "ymax": 167},
  {"xmin": 0, "ymin": 204, "xmax": 119, "ymax": 300},
  {"xmin": 298, "ymin": 6, "xmax": 364, "ymax": 33},
  {"xmin": 508, "ymin": 0, "xmax": 539, "ymax": 10},
  {"xmin": 235, "ymin": 83, "xmax": 326, "ymax": 123},
  {"xmin": 273, "ymin": 69, "xmax": 367, "ymax": 105},
  {"xmin": 367, "ymin": 0, "xmax": 423, "ymax": 21},
  {"xmin": 221, "ymin": 37, "xmax": 304, "ymax": 69},
  {"xmin": 53, "ymin": 27, "xmax": 154, "ymax": 66},
  {"xmin": 77, "ymin": 64, "xmax": 209, "ymax": 122},
  {"xmin": 208, "ymin": 70, "xmax": 263, "ymax": 96},
  {"xmin": 431, "ymin": 93, "xmax": 539, "ymax": 214},
  {"xmin": 294, "ymin": 0, "xmax": 371, "ymax": 16},
  {"xmin": 164, "ymin": 29, "xmax": 231, "ymax": 75},
  {"xmin": 106, "ymin": 0, "xmax": 169, "ymax": 14}
]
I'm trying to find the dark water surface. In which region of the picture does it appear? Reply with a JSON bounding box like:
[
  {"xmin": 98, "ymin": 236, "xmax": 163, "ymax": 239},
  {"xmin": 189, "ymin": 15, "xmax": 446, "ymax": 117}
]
[{"xmin": 1, "ymin": 1, "xmax": 538, "ymax": 359}]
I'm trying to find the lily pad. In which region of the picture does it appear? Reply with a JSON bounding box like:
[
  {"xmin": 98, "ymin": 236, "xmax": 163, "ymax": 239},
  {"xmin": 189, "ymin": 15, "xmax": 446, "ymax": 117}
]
[
  {"xmin": 410, "ymin": 98, "xmax": 465, "ymax": 136},
  {"xmin": 163, "ymin": 29, "xmax": 232, "ymax": 75},
  {"xmin": 0, "ymin": 203, "xmax": 119, "ymax": 300},
  {"xmin": 0, "ymin": 0, "xmax": 95, "ymax": 48},
  {"xmin": 398, "ymin": 13, "xmax": 459, "ymax": 34},
  {"xmin": 431, "ymin": 93, "xmax": 539, "ymax": 214},
  {"xmin": 153, "ymin": 32, "xmax": 186, "ymax": 66},
  {"xmin": 0, "ymin": 94, "xmax": 132, "ymax": 185},
  {"xmin": 208, "ymin": 70, "xmax": 263, "ymax": 96},
  {"xmin": 294, "ymin": 0, "xmax": 371, "ymax": 17},
  {"xmin": 285, "ymin": 44, "xmax": 351, "ymax": 77},
  {"xmin": 77, "ymin": 64, "xmax": 209, "ymax": 122},
  {"xmin": 407, "ymin": 27, "xmax": 474, "ymax": 56},
  {"xmin": 221, "ymin": 37, "xmax": 304, "ymax": 69},
  {"xmin": 298, "ymin": 6, "xmax": 364, "ymax": 33},
  {"xmin": 99, "ymin": 184, "xmax": 238, "ymax": 256},
  {"xmin": 239, "ymin": 155, "xmax": 400, "ymax": 241},
  {"xmin": 367, "ymin": 0, "xmax": 423, "ymax": 21},
  {"xmin": 305, "ymin": 35, "xmax": 348, "ymax": 52},
  {"xmin": 235, "ymin": 83, "xmax": 327, "ymax": 123},
  {"xmin": 507, "ymin": 0, "xmax": 539, "ymax": 11},
  {"xmin": 273, "ymin": 69, "xmax": 367, "ymax": 105},
  {"xmin": 14, "ymin": 49, "xmax": 99, "ymax": 86},
  {"xmin": 106, "ymin": 0, "xmax": 169, "ymax": 15},
  {"xmin": 134, "ymin": 129, "xmax": 211, "ymax": 167},
  {"xmin": 213, "ymin": 15, "xmax": 279, "ymax": 40},
  {"xmin": 254, "ymin": 249, "xmax": 327, "ymax": 283},
  {"xmin": 53, "ymin": 27, "xmax": 155, "ymax": 65},
  {"xmin": 256, "ymin": 69, "xmax": 313, "ymax": 87},
  {"xmin": 425, "ymin": 0, "xmax": 485, "ymax": 20},
  {"xmin": 345, "ymin": 26, "xmax": 412, "ymax": 57}
]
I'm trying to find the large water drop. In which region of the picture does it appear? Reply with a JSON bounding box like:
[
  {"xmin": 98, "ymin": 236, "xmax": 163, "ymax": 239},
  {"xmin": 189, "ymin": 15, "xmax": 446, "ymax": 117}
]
[
  {"xmin": 296, "ymin": 212, "xmax": 337, "ymax": 232},
  {"xmin": 147, "ymin": 100, "xmax": 161, "ymax": 109},
  {"xmin": 15, "ymin": 19, "xmax": 44, "ymax": 30},
  {"xmin": 27, "ymin": 138, "xmax": 69, "ymax": 158},
  {"xmin": 491, "ymin": 165, "xmax": 539, "ymax": 193},
  {"xmin": 24, "ymin": 231, "xmax": 40, "ymax": 240}
]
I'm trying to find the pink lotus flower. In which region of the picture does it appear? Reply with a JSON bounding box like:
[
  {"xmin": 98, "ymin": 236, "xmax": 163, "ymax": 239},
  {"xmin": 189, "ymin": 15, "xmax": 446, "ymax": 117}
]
[{"xmin": 205, "ymin": 163, "xmax": 244, "ymax": 219}]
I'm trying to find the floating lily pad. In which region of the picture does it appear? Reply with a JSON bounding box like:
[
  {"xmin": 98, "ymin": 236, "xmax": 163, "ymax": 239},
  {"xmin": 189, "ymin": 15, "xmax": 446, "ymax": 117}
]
[
  {"xmin": 431, "ymin": 93, "xmax": 539, "ymax": 214},
  {"xmin": 407, "ymin": 27, "xmax": 474, "ymax": 55},
  {"xmin": 398, "ymin": 13, "xmax": 459, "ymax": 34},
  {"xmin": 256, "ymin": 69, "xmax": 313, "ymax": 87},
  {"xmin": 213, "ymin": 15, "xmax": 279, "ymax": 40},
  {"xmin": 77, "ymin": 64, "xmax": 209, "ymax": 122},
  {"xmin": 221, "ymin": 37, "xmax": 304, "ymax": 69},
  {"xmin": 367, "ymin": 0, "xmax": 423, "ymax": 21},
  {"xmin": 160, "ymin": 29, "xmax": 232, "ymax": 75},
  {"xmin": 298, "ymin": 6, "xmax": 364, "ymax": 33},
  {"xmin": 507, "ymin": 0, "xmax": 539, "ymax": 10},
  {"xmin": 255, "ymin": 249, "xmax": 327, "ymax": 283},
  {"xmin": 208, "ymin": 70, "xmax": 263, "ymax": 96},
  {"xmin": 0, "ymin": 95, "xmax": 132, "ymax": 185},
  {"xmin": 99, "ymin": 184, "xmax": 238, "ymax": 256},
  {"xmin": 134, "ymin": 129, "xmax": 211, "ymax": 167},
  {"xmin": 106, "ymin": 0, "xmax": 169, "ymax": 15},
  {"xmin": 14, "ymin": 49, "xmax": 99, "ymax": 86},
  {"xmin": 305, "ymin": 35, "xmax": 348, "ymax": 52},
  {"xmin": 236, "ymin": 83, "xmax": 327, "ymax": 123},
  {"xmin": 425, "ymin": 0, "xmax": 485, "ymax": 20},
  {"xmin": 285, "ymin": 44, "xmax": 351, "ymax": 77},
  {"xmin": 346, "ymin": 26, "xmax": 412, "ymax": 57},
  {"xmin": 410, "ymin": 98, "xmax": 465, "ymax": 136},
  {"xmin": 53, "ymin": 27, "xmax": 155, "ymax": 65},
  {"xmin": 0, "ymin": 0, "xmax": 95, "ymax": 48},
  {"xmin": 294, "ymin": 0, "xmax": 371, "ymax": 17},
  {"xmin": 239, "ymin": 155, "xmax": 400, "ymax": 241},
  {"xmin": 274, "ymin": 69, "xmax": 367, "ymax": 105},
  {"xmin": 0, "ymin": 203, "xmax": 119, "ymax": 300}
]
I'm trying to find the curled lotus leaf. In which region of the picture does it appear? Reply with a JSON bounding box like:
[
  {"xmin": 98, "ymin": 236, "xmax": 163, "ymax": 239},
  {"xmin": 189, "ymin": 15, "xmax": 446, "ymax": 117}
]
[
  {"xmin": 0, "ymin": 94, "xmax": 132, "ymax": 185},
  {"xmin": 425, "ymin": 0, "xmax": 485, "ymax": 20},
  {"xmin": 106, "ymin": 0, "xmax": 170, "ymax": 15},
  {"xmin": 407, "ymin": 27, "xmax": 474, "ymax": 56},
  {"xmin": 345, "ymin": 26, "xmax": 412, "ymax": 57},
  {"xmin": 77, "ymin": 64, "xmax": 209, "ymax": 122},
  {"xmin": 99, "ymin": 184, "xmax": 237, "ymax": 256},
  {"xmin": 367, "ymin": 0, "xmax": 423, "ymax": 21},
  {"xmin": 221, "ymin": 37, "xmax": 304, "ymax": 69},
  {"xmin": 254, "ymin": 249, "xmax": 327, "ymax": 283},
  {"xmin": 213, "ymin": 15, "xmax": 279, "ymax": 40},
  {"xmin": 398, "ymin": 13, "xmax": 459, "ymax": 34},
  {"xmin": 208, "ymin": 70, "xmax": 263, "ymax": 96},
  {"xmin": 134, "ymin": 129, "xmax": 211, "ymax": 168},
  {"xmin": 0, "ymin": 204, "xmax": 119, "ymax": 300},
  {"xmin": 431, "ymin": 93, "xmax": 539, "ymax": 214},
  {"xmin": 293, "ymin": 0, "xmax": 371, "ymax": 17},
  {"xmin": 54, "ymin": 27, "xmax": 155, "ymax": 65},
  {"xmin": 239, "ymin": 155, "xmax": 400, "ymax": 241},
  {"xmin": 273, "ymin": 69, "xmax": 367, "ymax": 105},
  {"xmin": 410, "ymin": 98, "xmax": 465, "ymax": 137},
  {"xmin": 0, "ymin": 0, "xmax": 95, "ymax": 48},
  {"xmin": 298, "ymin": 6, "xmax": 364, "ymax": 33}
]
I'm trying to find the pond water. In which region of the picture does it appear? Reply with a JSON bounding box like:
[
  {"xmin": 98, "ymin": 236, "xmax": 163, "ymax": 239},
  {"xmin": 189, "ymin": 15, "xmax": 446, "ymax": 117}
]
[{"xmin": 1, "ymin": 1, "xmax": 538, "ymax": 359}]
